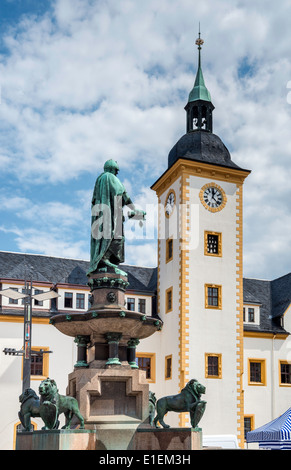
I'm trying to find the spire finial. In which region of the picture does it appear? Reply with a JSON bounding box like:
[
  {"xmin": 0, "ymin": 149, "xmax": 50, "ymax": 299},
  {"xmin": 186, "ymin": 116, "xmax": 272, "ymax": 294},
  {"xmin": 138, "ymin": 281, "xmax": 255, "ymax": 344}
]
[{"xmin": 195, "ymin": 23, "xmax": 204, "ymax": 67}]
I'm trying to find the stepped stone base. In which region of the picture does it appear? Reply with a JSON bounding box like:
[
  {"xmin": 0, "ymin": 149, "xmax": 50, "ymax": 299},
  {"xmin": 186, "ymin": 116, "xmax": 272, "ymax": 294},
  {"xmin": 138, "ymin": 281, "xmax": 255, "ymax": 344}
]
[
  {"xmin": 16, "ymin": 427, "xmax": 203, "ymax": 451},
  {"xmin": 129, "ymin": 427, "xmax": 203, "ymax": 450},
  {"xmin": 15, "ymin": 429, "xmax": 96, "ymax": 451}
]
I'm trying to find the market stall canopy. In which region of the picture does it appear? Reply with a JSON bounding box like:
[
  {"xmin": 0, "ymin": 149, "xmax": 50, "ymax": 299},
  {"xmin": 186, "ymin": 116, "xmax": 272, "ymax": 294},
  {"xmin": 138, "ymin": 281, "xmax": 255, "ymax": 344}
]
[{"xmin": 247, "ymin": 407, "xmax": 291, "ymax": 450}]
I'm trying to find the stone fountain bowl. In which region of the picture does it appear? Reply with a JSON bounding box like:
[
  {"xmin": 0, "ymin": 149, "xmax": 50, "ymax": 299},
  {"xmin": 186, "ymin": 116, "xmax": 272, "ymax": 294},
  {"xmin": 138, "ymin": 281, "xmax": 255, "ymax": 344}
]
[{"xmin": 50, "ymin": 309, "xmax": 163, "ymax": 342}]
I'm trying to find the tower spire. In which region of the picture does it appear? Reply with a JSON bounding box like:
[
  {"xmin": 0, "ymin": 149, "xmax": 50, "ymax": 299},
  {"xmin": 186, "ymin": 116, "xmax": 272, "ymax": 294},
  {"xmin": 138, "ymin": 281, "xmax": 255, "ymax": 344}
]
[
  {"xmin": 184, "ymin": 28, "xmax": 214, "ymax": 133},
  {"xmin": 197, "ymin": 22, "xmax": 203, "ymax": 68}
]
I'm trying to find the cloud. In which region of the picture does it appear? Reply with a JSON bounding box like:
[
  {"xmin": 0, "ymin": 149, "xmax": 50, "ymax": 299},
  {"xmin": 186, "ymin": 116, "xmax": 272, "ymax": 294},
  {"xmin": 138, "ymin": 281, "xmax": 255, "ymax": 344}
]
[{"xmin": 0, "ymin": 0, "xmax": 290, "ymax": 279}]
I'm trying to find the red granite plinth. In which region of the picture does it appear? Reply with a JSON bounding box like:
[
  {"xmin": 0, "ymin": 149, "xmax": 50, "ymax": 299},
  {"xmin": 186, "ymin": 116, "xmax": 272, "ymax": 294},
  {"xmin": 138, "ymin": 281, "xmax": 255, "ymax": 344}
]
[
  {"xmin": 129, "ymin": 427, "xmax": 203, "ymax": 450},
  {"xmin": 15, "ymin": 429, "xmax": 97, "ymax": 451}
]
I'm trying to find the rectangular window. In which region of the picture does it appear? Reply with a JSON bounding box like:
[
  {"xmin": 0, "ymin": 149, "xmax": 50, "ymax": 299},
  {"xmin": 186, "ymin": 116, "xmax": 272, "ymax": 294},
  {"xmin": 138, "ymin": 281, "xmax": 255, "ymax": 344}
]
[
  {"xmin": 248, "ymin": 359, "xmax": 266, "ymax": 385},
  {"xmin": 165, "ymin": 287, "xmax": 173, "ymax": 313},
  {"xmin": 27, "ymin": 347, "xmax": 49, "ymax": 379},
  {"xmin": 165, "ymin": 355, "xmax": 172, "ymax": 380},
  {"xmin": 64, "ymin": 292, "xmax": 73, "ymax": 308},
  {"xmin": 248, "ymin": 308, "xmax": 255, "ymax": 322},
  {"xmin": 138, "ymin": 298, "xmax": 146, "ymax": 313},
  {"xmin": 76, "ymin": 293, "xmax": 85, "ymax": 309},
  {"xmin": 34, "ymin": 289, "xmax": 44, "ymax": 307},
  {"xmin": 9, "ymin": 288, "xmax": 19, "ymax": 305},
  {"xmin": 205, "ymin": 284, "xmax": 222, "ymax": 309},
  {"xmin": 280, "ymin": 361, "xmax": 291, "ymax": 386},
  {"xmin": 244, "ymin": 416, "xmax": 254, "ymax": 440},
  {"xmin": 127, "ymin": 298, "xmax": 135, "ymax": 311},
  {"xmin": 31, "ymin": 352, "xmax": 44, "ymax": 376},
  {"xmin": 136, "ymin": 353, "xmax": 155, "ymax": 382},
  {"xmin": 243, "ymin": 305, "xmax": 260, "ymax": 325},
  {"xmin": 204, "ymin": 231, "xmax": 222, "ymax": 256},
  {"xmin": 205, "ymin": 353, "xmax": 222, "ymax": 378},
  {"xmin": 166, "ymin": 238, "xmax": 173, "ymax": 263}
]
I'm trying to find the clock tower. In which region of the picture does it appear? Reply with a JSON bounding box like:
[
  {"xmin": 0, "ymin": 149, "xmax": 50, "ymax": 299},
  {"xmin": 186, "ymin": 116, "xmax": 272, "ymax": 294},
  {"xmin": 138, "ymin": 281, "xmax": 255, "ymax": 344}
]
[{"xmin": 151, "ymin": 34, "xmax": 251, "ymax": 447}]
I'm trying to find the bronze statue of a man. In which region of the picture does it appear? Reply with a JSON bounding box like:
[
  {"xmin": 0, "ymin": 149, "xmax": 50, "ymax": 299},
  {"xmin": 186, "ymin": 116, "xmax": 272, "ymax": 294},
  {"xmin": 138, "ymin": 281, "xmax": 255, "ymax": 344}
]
[{"xmin": 87, "ymin": 159, "xmax": 144, "ymax": 276}]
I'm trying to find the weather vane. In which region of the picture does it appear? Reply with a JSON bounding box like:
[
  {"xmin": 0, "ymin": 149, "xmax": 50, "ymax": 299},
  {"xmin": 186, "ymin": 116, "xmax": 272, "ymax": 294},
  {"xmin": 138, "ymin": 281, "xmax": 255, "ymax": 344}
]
[{"xmin": 195, "ymin": 22, "xmax": 204, "ymax": 49}]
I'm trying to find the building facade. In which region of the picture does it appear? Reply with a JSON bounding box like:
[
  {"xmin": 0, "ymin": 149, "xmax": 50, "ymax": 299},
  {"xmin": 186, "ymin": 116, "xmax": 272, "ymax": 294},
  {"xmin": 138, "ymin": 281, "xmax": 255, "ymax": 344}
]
[
  {"xmin": 0, "ymin": 251, "xmax": 290, "ymax": 449},
  {"xmin": 0, "ymin": 39, "xmax": 290, "ymax": 450}
]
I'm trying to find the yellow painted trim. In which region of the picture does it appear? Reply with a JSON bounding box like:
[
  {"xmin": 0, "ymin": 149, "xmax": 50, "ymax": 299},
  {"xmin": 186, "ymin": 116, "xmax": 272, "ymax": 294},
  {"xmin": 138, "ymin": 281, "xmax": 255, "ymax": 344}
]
[
  {"xmin": 204, "ymin": 284, "xmax": 222, "ymax": 309},
  {"xmin": 151, "ymin": 158, "xmax": 250, "ymax": 196},
  {"xmin": 13, "ymin": 420, "xmax": 37, "ymax": 449},
  {"xmin": 248, "ymin": 358, "xmax": 267, "ymax": 386},
  {"xmin": 178, "ymin": 170, "xmax": 190, "ymax": 427},
  {"xmin": 244, "ymin": 331, "xmax": 288, "ymax": 340},
  {"xmin": 165, "ymin": 355, "xmax": 172, "ymax": 380},
  {"xmin": 244, "ymin": 415, "xmax": 255, "ymax": 441},
  {"xmin": 282, "ymin": 302, "xmax": 291, "ymax": 317},
  {"xmin": 136, "ymin": 352, "xmax": 156, "ymax": 383},
  {"xmin": 205, "ymin": 353, "xmax": 222, "ymax": 379},
  {"xmin": 0, "ymin": 314, "xmax": 50, "ymax": 324},
  {"xmin": 199, "ymin": 182, "xmax": 227, "ymax": 213},
  {"xmin": 278, "ymin": 360, "xmax": 291, "ymax": 387},
  {"xmin": 1, "ymin": 281, "xmax": 52, "ymax": 288},
  {"xmin": 21, "ymin": 346, "xmax": 50, "ymax": 382},
  {"xmin": 235, "ymin": 183, "xmax": 245, "ymax": 448},
  {"xmin": 165, "ymin": 286, "xmax": 173, "ymax": 314},
  {"xmin": 204, "ymin": 231, "xmax": 222, "ymax": 257}
]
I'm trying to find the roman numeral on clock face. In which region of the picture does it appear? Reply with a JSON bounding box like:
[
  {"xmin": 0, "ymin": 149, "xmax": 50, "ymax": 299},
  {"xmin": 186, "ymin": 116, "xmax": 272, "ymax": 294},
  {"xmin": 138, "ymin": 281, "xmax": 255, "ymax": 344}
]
[{"xmin": 203, "ymin": 187, "xmax": 223, "ymax": 207}]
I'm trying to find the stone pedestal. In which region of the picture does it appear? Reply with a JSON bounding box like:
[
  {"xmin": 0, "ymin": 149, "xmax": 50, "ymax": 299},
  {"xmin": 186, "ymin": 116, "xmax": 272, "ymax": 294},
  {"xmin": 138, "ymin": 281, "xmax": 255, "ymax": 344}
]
[
  {"xmin": 47, "ymin": 269, "xmax": 164, "ymax": 451},
  {"xmin": 65, "ymin": 366, "xmax": 150, "ymax": 450},
  {"xmin": 16, "ymin": 430, "xmax": 97, "ymax": 451},
  {"xmin": 129, "ymin": 427, "xmax": 203, "ymax": 451},
  {"xmin": 67, "ymin": 367, "xmax": 149, "ymax": 424}
]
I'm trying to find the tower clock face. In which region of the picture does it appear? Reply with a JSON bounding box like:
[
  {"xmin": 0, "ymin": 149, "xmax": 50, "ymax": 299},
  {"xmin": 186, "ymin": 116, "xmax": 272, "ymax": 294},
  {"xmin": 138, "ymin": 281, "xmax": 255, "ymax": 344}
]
[
  {"xmin": 203, "ymin": 186, "xmax": 223, "ymax": 208},
  {"xmin": 199, "ymin": 183, "xmax": 227, "ymax": 213},
  {"xmin": 165, "ymin": 191, "xmax": 175, "ymax": 217}
]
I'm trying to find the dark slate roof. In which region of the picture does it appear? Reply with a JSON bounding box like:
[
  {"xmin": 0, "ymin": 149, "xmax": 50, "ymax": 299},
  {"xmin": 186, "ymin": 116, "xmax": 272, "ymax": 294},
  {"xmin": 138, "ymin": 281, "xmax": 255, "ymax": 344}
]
[
  {"xmin": 168, "ymin": 130, "xmax": 250, "ymax": 172},
  {"xmin": 243, "ymin": 277, "xmax": 290, "ymax": 335},
  {"xmin": 271, "ymin": 273, "xmax": 291, "ymax": 319},
  {"xmin": 124, "ymin": 264, "xmax": 157, "ymax": 294},
  {"xmin": 0, "ymin": 252, "xmax": 289, "ymax": 334},
  {"xmin": 0, "ymin": 251, "xmax": 157, "ymax": 294}
]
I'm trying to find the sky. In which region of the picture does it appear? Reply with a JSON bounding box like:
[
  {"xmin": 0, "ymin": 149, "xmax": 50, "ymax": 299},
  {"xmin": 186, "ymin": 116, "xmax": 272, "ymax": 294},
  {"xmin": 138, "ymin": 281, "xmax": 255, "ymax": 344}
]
[{"xmin": 0, "ymin": 0, "xmax": 290, "ymax": 280}]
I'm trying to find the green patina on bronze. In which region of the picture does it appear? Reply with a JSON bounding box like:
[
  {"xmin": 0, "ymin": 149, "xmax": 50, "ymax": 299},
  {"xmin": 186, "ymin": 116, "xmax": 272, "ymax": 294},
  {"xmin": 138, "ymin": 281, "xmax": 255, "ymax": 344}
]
[
  {"xmin": 188, "ymin": 30, "xmax": 211, "ymax": 104},
  {"xmin": 19, "ymin": 379, "xmax": 84, "ymax": 431},
  {"xmin": 38, "ymin": 378, "xmax": 84, "ymax": 430},
  {"xmin": 87, "ymin": 159, "xmax": 145, "ymax": 277},
  {"xmin": 153, "ymin": 379, "xmax": 206, "ymax": 430},
  {"xmin": 127, "ymin": 338, "xmax": 140, "ymax": 369}
]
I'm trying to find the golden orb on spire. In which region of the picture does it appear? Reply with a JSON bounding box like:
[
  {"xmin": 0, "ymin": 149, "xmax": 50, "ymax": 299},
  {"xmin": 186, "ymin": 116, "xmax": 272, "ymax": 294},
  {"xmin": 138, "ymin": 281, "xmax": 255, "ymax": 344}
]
[
  {"xmin": 196, "ymin": 23, "xmax": 204, "ymax": 49},
  {"xmin": 195, "ymin": 37, "xmax": 204, "ymax": 48}
]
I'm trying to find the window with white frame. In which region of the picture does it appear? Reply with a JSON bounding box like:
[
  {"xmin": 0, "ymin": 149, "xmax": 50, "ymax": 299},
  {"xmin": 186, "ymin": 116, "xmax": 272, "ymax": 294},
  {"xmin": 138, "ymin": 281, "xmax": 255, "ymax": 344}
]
[
  {"xmin": 76, "ymin": 293, "xmax": 85, "ymax": 309},
  {"xmin": 243, "ymin": 304, "xmax": 260, "ymax": 325},
  {"xmin": 64, "ymin": 292, "xmax": 73, "ymax": 308}
]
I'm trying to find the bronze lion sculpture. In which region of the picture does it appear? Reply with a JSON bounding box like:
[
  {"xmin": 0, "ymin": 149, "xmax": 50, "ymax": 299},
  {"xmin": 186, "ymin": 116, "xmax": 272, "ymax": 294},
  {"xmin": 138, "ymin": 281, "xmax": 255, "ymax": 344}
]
[
  {"xmin": 148, "ymin": 391, "xmax": 157, "ymax": 426},
  {"xmin": 19, "ymin": 388, "xmax": 41, "ymax": 431},
  {"xmin": 38, "ymin": 378, "xmax": 84, "ymax": 430},
  {"xmin": 153, "ymin": 379, "xmax": 206, "ymax": 430}
]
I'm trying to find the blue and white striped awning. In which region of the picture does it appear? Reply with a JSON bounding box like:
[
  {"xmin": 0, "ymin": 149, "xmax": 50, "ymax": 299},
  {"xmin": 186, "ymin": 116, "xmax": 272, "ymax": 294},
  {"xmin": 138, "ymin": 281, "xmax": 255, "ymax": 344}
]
[{"xmin": 247, "ymin": 408, "xmax": 291, "ymax": 443}]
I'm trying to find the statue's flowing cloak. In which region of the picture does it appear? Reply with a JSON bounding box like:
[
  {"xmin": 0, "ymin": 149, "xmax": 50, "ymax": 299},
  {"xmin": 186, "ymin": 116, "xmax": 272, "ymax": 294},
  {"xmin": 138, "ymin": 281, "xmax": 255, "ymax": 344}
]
[{"xmin": 87, "ymin": 171, "xmax": 131, "ymax": 275}]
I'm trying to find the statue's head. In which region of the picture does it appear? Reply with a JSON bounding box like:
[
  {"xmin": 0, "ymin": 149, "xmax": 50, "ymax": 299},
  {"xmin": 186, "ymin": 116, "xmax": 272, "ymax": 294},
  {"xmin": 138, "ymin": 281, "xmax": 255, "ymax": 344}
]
[
  {"xmin": 104, "ymin": 159, "xmax": 119, "ymax": 175},
  {"xmin": 184, "ymin": 379, "xmax": 206, "ymax": 396},
  {"xmin": 19, "ymin": 388, "xmax": 39, "ymax": 403},
  {"xmin": 39, "ymin": 378, "xmax": 58, "ymax": 399}
]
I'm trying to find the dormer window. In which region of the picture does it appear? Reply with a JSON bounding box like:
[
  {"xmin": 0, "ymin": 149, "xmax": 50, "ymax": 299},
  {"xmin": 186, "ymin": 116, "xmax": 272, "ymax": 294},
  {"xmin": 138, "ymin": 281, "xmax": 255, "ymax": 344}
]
[{"xmin": 243, "ymin": 305, "xmax": 260, "ymax": 325}]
